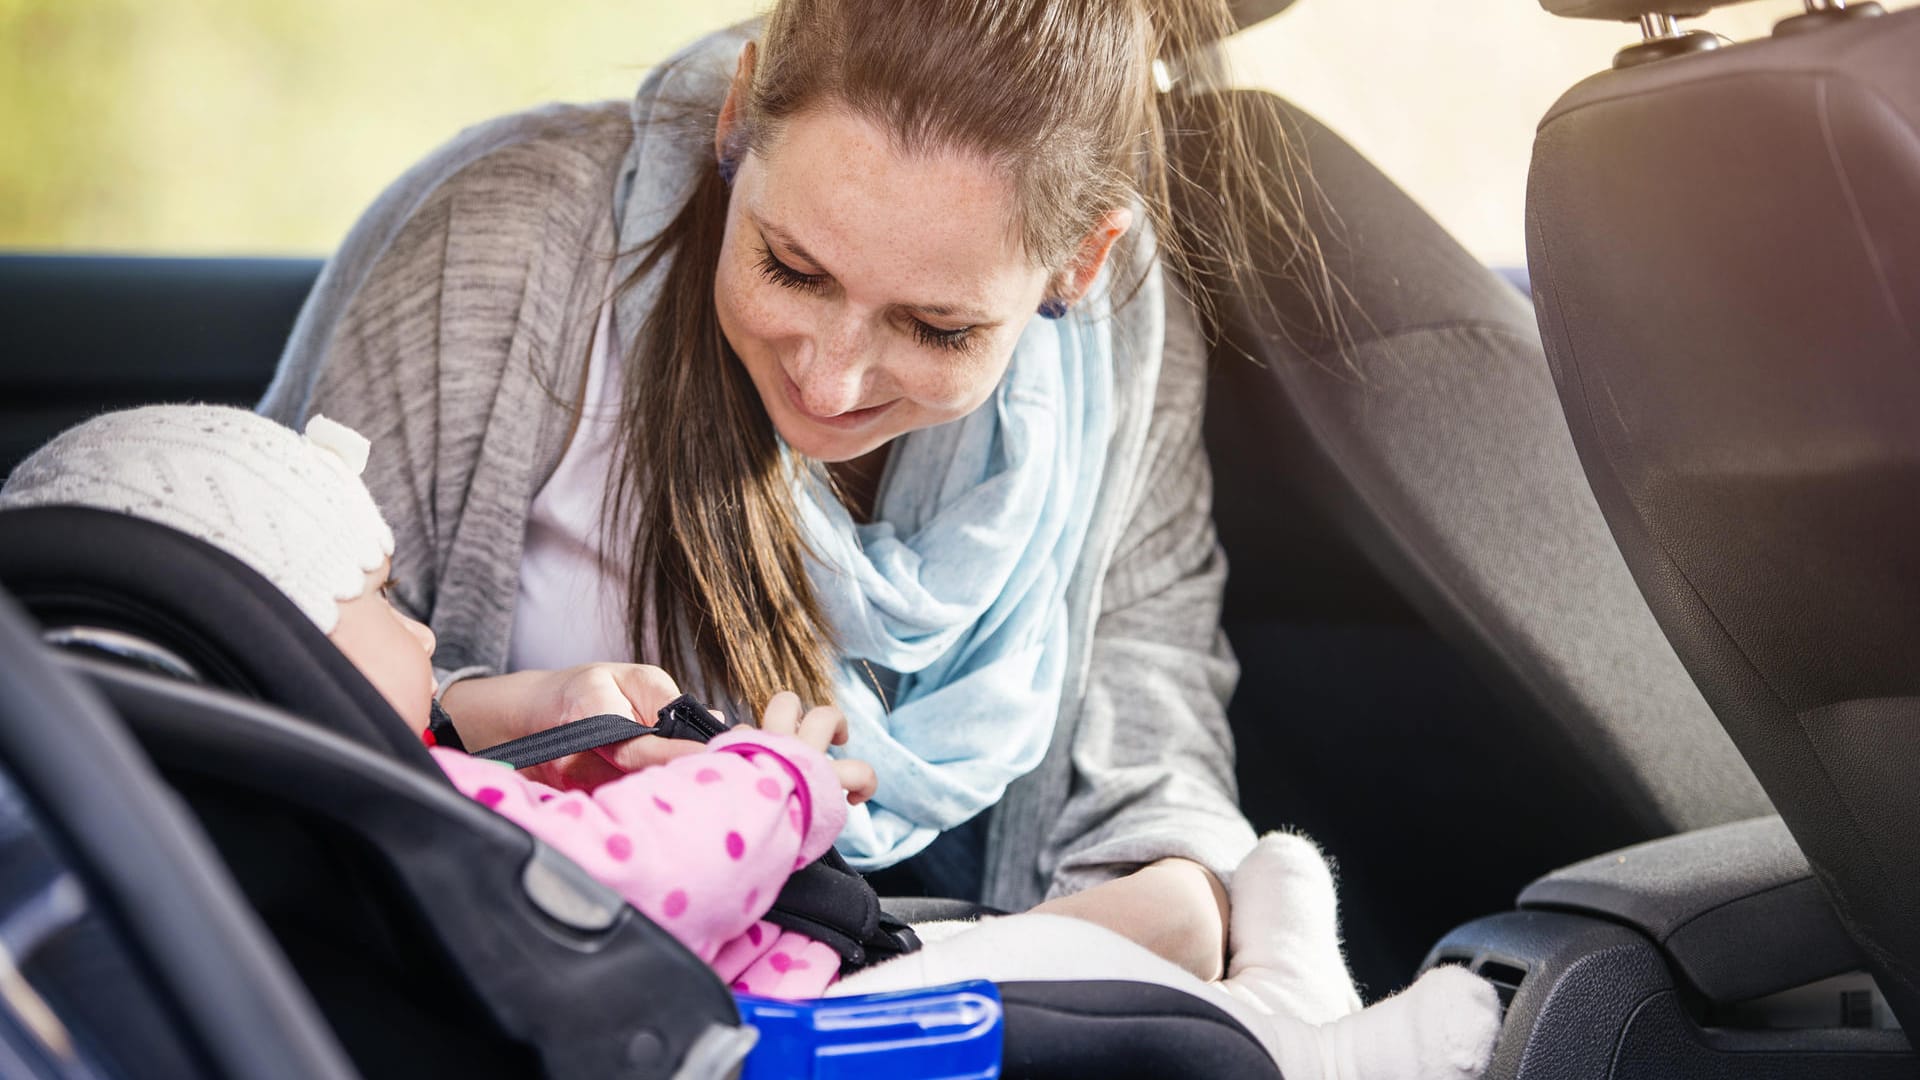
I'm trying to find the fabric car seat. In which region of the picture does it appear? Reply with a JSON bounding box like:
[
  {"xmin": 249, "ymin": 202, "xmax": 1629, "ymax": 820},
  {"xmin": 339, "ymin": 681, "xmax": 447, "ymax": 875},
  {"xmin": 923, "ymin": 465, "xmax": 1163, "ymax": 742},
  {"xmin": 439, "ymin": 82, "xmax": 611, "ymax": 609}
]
[
  {"xmin": 1171, "ymin": 82, "xmax": 1772, "ymax": 983},
  {"xmin": 0, "ymin": 505, "xmax": 1283, "ymax": 1080},
  {"xmin": 1522, "ymin": 0, "xmax": 1920, "ymax": 1035}
]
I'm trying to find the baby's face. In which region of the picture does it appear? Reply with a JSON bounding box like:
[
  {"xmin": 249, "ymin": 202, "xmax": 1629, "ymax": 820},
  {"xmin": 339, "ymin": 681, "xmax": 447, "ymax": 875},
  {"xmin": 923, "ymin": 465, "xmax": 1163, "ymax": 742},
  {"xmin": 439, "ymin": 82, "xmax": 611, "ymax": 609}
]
[{"xmin": 329, "ymin": 557, "xmax": 437, "ymax": 732}]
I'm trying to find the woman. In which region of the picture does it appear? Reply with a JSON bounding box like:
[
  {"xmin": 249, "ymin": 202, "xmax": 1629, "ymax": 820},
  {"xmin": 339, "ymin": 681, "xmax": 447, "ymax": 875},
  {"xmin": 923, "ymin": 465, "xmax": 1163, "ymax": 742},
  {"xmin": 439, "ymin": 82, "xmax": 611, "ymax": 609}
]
[{"xmin": 263, "ymin": 0, "xmax": 1298, "ymax": 982}]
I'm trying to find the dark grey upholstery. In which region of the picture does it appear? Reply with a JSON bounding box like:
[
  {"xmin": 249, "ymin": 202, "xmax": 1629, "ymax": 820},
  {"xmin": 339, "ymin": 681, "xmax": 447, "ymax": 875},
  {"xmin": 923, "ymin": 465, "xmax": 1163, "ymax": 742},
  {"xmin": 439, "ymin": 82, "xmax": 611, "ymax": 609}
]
[
  {"xmin": 1179, "ymin": 91, "xmax": 1768, "ymax": 841},
  {"xmin": 1518, "ymin": 815, "xmax": 1865, "ymax": 1003},
  {"xmin": 1527, "ymin": 7, "xmax": 1920, "ymax": 1033}
]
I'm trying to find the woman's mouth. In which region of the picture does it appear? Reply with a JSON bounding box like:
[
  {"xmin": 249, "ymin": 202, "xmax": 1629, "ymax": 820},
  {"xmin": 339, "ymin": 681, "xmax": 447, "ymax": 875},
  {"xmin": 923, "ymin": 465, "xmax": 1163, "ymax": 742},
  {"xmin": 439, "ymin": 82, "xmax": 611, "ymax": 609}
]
[{"xmin": 782, "ymin": 371, "xmax": 897, "ymax": 430}]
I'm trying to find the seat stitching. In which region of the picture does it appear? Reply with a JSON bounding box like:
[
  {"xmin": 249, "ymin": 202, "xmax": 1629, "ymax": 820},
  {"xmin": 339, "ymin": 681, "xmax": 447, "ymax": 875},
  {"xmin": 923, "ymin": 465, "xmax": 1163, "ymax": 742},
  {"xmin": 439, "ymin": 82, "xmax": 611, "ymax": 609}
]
[{"xmin": 1815, "ymin": 75, "xmax": 1918, "ymax": 351}]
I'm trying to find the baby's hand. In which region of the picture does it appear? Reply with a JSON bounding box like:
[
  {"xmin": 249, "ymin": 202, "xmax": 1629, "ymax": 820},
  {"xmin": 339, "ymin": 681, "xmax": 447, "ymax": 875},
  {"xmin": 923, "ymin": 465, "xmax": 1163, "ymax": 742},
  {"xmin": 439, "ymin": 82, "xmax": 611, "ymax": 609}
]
[{"xmin": 759, "ymin": 691, "xmax": 877, "ymax": 806}]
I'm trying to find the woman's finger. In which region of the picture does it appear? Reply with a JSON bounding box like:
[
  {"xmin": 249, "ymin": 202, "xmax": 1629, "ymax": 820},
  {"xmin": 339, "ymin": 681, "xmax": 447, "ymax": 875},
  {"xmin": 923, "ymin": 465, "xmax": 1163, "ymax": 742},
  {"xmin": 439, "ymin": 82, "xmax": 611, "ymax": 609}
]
[
  {"xmin": 833, "ymin": 758, "xmax": 877, "ymax": 805},
  {"xmin": 608, "ymin": 663, "xmax": 682, "ymax": 721},
  {"xmin": 549, "ymin": 668, "xmax": 632, "ymax": 724},
  {"xmin": 598, "ymin": 732, "xmax": 706, "ymax": 775},
  {"xmin": 760, "ymin": 691, "xmax": 803, "ymax": 736}
]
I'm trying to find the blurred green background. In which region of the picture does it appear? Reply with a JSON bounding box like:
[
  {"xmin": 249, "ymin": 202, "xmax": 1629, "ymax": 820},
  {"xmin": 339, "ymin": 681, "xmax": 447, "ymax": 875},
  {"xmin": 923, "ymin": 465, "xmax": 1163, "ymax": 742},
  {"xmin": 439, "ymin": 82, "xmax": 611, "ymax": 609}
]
[
  {"xmin": 2, "ymin": 0, "xmax": 1894, "ymax": 263},
  {"xmin": 0, "ymin": 0, "xmax": 760, "ymax": 253}
]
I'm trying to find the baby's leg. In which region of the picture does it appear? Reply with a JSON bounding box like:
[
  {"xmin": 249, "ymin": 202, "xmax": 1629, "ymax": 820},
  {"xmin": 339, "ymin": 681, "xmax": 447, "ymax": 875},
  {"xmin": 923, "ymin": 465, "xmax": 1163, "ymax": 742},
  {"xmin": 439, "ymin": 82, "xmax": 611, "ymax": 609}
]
[
  {"xmin": 831, "ymin": 913, "xmax": 1500, "ymax": 1080},
  {"xmin": 1219, "ymin": 830, "xmax": 1501, "ymax": 1077},
  {"xmin": 832, "ymin": 913, "xmax": 1197, "ymax": 998},
  {"xmin": 1301, "ymin": 965, "xmax": 1502, "ymax": 1080},
  {"xmin": 1221, "ymin": 831, "xmax": 1364, "ymax": 1024}
]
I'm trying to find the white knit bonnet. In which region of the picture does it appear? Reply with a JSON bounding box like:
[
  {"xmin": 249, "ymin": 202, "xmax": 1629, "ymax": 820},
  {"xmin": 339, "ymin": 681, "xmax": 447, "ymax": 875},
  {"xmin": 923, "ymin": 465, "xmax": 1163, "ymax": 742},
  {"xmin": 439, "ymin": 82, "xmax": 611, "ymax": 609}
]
[{"xmin": 0, "ymin": 405, "xmax": 396, "ymax": 634}]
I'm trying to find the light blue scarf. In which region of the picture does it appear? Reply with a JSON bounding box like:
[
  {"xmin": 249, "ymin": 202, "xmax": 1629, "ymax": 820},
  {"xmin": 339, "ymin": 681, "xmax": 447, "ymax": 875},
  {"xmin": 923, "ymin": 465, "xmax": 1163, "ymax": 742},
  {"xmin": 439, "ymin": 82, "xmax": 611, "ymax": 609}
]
[
  {"xmin": 803, "ymin": 277, "xmax": 1126, "ymax": 869},
  {"xmin": 616, "ymin": 29, "xmax": 1134, "ymax": 869}
]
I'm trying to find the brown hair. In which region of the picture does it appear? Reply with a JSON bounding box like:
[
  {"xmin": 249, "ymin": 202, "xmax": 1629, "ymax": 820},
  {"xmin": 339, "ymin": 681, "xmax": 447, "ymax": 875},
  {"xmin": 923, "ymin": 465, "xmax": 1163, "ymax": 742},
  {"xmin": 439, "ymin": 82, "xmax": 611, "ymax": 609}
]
[{"xmin": 607, "ymin": 0, "xmax": 1329, "ymax": 711}]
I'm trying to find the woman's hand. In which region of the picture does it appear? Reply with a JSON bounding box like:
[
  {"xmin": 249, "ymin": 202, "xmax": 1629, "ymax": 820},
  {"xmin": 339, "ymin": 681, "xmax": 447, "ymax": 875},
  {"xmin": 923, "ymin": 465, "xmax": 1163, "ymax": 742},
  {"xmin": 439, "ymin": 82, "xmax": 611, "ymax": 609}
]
[
  {"xmin": 758, "ymin": 691, "xmax": 877, "ymax": 805},
  {"xmin": 1030, "ymin": 858, "xmax": 1230, "ymax": 981},
  {"xmin": 440, "ymin": 663, "xmax": 705, "ymax": 790}
]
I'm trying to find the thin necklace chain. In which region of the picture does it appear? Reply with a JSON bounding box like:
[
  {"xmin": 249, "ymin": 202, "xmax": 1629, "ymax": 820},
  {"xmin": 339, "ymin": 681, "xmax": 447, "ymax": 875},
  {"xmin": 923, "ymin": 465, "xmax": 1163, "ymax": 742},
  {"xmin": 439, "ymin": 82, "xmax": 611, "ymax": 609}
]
[{"xmin": 858, "ymin": 658, "xmax": 891, "ymax": 713}]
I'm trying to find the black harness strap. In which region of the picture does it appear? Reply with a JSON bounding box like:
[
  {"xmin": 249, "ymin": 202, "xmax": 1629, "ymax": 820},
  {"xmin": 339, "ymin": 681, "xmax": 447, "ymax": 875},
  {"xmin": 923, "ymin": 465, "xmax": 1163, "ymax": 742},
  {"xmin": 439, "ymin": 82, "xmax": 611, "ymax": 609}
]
[
  {"xmin": 469, "ymin": 713, "xmax": 655, "ymax": 771},
  {"xmin": 468, "ymin": 694, "xmax": 735, "ymax": 770}
]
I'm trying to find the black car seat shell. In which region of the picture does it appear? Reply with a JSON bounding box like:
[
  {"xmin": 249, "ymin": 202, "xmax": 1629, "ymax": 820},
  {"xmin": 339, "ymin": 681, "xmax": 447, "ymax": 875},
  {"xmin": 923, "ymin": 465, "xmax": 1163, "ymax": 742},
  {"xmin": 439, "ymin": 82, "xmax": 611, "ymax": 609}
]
[{"xmin": 1524, "ymin": 0, "xmax": 1920, "ymax": 1037}]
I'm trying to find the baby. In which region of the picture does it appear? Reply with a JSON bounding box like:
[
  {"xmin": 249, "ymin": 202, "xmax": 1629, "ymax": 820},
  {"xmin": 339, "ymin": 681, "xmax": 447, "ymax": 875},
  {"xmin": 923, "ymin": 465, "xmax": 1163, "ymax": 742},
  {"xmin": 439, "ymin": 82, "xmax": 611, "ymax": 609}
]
[{"xmin": 0, "ymin": 405, "xmax": 1500, "ymax": 1080}]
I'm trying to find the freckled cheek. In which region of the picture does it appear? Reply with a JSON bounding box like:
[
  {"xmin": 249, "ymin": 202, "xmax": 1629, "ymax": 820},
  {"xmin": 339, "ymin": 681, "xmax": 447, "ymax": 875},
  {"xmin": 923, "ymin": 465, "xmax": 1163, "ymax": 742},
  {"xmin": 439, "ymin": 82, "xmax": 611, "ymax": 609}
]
[
  {"xmin": 718, "ymin": 267, "xmax": 816, "ymax": 359},
  {"xmin": 902, "ymin": 340, "xmax": 1017, "ymax": 419}
]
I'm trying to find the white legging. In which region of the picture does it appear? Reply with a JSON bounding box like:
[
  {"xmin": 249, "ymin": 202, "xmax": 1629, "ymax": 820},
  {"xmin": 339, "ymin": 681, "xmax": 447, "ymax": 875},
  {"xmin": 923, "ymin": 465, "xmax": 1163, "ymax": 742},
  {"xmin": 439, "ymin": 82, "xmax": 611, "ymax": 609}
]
[{"xmin": 833, "ymin": 913, "xmax": 1499, "ymax": 1080}]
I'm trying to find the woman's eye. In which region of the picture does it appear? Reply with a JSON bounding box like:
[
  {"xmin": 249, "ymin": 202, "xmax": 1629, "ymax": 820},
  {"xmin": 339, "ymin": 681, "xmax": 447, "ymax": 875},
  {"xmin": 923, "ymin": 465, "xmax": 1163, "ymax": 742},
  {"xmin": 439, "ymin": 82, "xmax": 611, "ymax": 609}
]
[
  {"xmin": 753, "ymin": 238, "xmax": 974, "ymax": 354},
  {"xmin": 755, "ymin": 245, "xmax": 828, "ymax": 294},
  {"xmin": 911, "ymin": 319, "xmax": 976, "ymax": 354},
  {"xmin": 379, "ymin": 576, "xmax": 401, "ymax": 598}
]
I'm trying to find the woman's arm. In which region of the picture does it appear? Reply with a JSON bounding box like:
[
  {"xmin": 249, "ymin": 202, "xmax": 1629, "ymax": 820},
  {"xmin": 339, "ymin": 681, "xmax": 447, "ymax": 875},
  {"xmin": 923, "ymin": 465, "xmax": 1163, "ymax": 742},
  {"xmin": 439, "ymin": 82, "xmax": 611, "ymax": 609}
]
[
  {"xmin": 1031, "ymin": 857, "xmax": 1230, "ymax": 981},
  {"xmin": 1030, "ymin": 287, "xmax": 1258, "ymax": 979}
]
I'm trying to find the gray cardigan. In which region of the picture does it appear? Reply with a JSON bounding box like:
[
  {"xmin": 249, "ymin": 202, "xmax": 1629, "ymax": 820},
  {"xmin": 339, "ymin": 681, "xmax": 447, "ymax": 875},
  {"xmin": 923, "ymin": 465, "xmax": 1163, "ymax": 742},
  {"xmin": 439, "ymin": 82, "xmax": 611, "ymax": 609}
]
[{"xmin": 260, "ymin": 42, "xmax": 1256, "ymax": 913}]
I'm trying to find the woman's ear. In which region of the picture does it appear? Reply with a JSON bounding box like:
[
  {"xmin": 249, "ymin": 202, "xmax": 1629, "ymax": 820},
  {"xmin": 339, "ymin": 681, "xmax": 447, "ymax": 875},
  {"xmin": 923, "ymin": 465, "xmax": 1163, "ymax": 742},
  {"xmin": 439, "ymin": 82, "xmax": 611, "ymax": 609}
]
[
  {"xmin": 1049, "ymin": 206, "xmax": 1136, "ymax": 307},
  {"xmin": 714, "ymin": 40, "xmax": 758, "ymax": 172}
]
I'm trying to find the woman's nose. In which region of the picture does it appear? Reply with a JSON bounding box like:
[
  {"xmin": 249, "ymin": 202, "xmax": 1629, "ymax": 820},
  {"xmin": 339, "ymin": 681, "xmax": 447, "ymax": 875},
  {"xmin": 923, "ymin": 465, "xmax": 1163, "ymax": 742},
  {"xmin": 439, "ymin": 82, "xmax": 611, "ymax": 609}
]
[{"xmin": 791, "ymin": 318, "xmax": 873, "ymax": 416}]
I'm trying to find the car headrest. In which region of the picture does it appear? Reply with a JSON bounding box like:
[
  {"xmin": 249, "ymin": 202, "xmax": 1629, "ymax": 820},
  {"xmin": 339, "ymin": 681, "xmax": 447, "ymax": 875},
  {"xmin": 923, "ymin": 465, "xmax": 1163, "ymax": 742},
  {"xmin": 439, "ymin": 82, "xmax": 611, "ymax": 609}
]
[
  {"xmin": 1229, "ymin": 0, "xmax": 1298, "ymax": 31},
  {"xmin": 1538, "ymin": 0, "xmax": 1724, "ymax": 19}
]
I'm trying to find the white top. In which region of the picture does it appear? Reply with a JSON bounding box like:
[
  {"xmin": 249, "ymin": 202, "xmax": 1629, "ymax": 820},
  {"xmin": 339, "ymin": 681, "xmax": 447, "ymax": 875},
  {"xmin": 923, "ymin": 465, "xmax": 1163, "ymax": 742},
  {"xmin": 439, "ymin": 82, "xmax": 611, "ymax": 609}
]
[{"xmin": 506, "ymin": 302, "xmax": 638, "ymax": 671}]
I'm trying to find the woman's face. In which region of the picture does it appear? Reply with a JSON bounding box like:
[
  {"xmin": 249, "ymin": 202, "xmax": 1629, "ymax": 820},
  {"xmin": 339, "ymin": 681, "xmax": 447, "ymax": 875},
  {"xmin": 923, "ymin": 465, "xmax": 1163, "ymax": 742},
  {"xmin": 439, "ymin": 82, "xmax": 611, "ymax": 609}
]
[{"xmin": 714, "ymin": 106, "xmax": 1052, "ymax": 464}]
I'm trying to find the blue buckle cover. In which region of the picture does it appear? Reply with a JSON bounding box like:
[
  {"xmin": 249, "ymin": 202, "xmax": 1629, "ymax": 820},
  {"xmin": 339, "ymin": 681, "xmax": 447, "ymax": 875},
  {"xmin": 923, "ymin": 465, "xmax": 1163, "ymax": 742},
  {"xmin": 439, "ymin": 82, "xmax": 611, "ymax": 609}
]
[{"xmin": 736, "ymin": 980, "xmax": 1002, "ymax": 1079}]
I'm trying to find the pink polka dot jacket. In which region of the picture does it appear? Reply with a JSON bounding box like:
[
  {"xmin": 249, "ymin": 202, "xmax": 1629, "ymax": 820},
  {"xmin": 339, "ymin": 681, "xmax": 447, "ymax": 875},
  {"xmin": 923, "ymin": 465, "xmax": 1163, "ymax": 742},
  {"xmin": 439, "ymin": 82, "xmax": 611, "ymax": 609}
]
[{"xmin": 431, "ymin": 727, "xmax": 848, "ymax": 998}]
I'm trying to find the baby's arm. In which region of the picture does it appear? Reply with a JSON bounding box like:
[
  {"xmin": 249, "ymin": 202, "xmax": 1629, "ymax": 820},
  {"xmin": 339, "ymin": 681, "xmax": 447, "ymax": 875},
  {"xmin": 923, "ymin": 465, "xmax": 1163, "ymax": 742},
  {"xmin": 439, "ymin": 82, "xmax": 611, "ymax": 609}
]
[{"xmin": 432, "ymin": 727, "xmax": 848, "ymax": 963}]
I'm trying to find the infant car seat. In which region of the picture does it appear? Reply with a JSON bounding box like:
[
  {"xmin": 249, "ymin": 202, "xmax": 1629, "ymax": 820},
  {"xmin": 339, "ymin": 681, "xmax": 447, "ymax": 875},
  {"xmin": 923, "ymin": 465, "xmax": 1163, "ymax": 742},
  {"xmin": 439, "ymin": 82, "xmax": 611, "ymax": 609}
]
[{"xmin": 0, "ymin": 504, "xmax": 1282, "ymax": 1080}]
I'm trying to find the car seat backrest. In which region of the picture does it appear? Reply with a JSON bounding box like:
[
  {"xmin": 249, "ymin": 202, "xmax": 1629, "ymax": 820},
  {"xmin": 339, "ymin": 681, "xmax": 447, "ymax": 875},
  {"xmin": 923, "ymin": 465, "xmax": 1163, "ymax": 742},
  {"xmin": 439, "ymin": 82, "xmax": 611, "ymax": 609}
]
[
  {"xmin": 0, "ymin": 505, "xmax": 434, "ymax": 770},
  {"xmin": 1177, "ymin": 88, "xmax": 1770, "ymax": 839},
  {"xmin": 1525, "ymin": 2, "xmax": 1920, "ymax": 1034}
]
